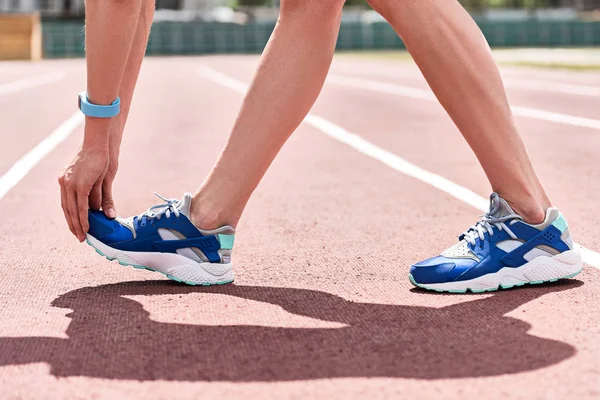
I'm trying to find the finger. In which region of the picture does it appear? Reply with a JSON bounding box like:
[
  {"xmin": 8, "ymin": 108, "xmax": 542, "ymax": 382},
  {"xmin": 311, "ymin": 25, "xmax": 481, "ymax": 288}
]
[
  {"xmin": 89, "ymin": 180, "xmax": 103, "ymax": 211},
  {"xmin": 102, "ymin": 178, "xmax": 116, "ymax": 219},
  {"xmin": 77, "ymin": 189, "xmax": 90, "ymax": 237},
  {"xmin": 59, "ymin": 179, "xmax": 77, "ymax": 236},
  {"xmin": 66, "ymin": 189, "xmax": 84, "ymax": 242}
]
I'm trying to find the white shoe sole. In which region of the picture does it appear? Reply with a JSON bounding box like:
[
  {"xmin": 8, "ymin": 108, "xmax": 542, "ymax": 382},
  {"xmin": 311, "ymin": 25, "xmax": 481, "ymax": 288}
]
[
  {"xmin": 410, "ymin": 249, "xmax": 583, "ymax": 293},
  {"xmin": 86, "ymin": 234, "xmax": 234, "ymax": 286}
]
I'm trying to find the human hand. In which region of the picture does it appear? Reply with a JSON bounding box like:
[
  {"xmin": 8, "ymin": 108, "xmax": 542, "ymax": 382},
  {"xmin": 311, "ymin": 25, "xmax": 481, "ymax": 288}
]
[{"xmin": 58, "ymin": 145, "xmax": 109, "ymax": 242}]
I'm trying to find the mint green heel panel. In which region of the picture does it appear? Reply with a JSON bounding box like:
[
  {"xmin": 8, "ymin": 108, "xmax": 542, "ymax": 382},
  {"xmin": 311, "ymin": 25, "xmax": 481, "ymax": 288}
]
[
  {"xmin": 218, "ymin": 234, "xmax": 235, "ymax": 250},
  {"xmin": 552, "ymin": 213, "xmax": 568, "ymax": 233}
]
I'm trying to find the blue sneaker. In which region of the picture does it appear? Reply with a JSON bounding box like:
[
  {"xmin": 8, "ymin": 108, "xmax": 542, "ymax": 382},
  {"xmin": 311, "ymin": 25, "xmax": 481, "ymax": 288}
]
[
  {"xmin": 86, "ymin": 193, "xmax": 235, "ymax": 286},
  {"xmin": 410, "ymin": 193, "xmax": 583, "ymax": 293}
]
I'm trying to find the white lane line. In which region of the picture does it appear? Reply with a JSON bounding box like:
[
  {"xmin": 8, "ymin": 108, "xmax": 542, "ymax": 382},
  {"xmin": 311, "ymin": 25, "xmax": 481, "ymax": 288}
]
[
  {"xmin": 326, "ymin": 74, "xmax": 600, "ymax": 130},
  {"xmin": 503, "ymin": 78, "xmax": 600, "ymax": 98},
  {"xmin": 580, "ymin": 247, "xmax": 600, "ymax": 269},
  {"xmin": 0, "ymin": 72, "xmax": 66, "ymax": 97},
  {"xmin": 0, "ymin": 112, "xmax": 84, "ymax": 201},
  {"xmin": 332, "ymin": 66, "xmax": 600, "ymax": 98},
  {"xmin": 198, "ymin": 66, "xmax": 248, "ymax": 93},
  {"xmin": 305, "ymin": 115, "xmax": 488, "ymax": 211},
  {"xmin": 510, "ymin": 106, "xmax": 600, "ymax": 130},
  {"xmin": 197, "ymin": 65, "xmax": 600, "ymax": 269}
]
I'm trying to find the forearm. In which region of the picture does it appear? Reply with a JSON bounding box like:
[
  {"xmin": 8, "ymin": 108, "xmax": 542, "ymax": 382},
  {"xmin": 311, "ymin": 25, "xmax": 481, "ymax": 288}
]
[
  {"xmin": 83, "ymin": 0, "xmax": 144, "ymax": 150},
  {"xmin": 109, "ymin": 0, "xmax": 155, "ymax": 154}
]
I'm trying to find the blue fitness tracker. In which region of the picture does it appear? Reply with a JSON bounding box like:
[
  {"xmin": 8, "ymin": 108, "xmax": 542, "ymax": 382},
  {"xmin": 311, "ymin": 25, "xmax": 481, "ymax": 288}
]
[{"xmin": 78, "ymin": 91, "xmax": 121, "ymax": 118}]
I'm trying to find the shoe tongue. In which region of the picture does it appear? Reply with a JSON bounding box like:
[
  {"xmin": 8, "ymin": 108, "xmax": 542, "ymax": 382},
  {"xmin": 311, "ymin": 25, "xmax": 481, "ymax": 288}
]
[
  {"xmin": 175, "ymin": 193, "xmax": 193, "ymax": 217},
  {"xmin": 488, "ymin": 192, "xmax": 516, "ymax": 218}
]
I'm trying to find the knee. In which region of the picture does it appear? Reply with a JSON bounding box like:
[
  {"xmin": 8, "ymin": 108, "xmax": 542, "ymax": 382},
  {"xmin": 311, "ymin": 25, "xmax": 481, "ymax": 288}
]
[
  {"xmin": 365, "ymin": 0, "xmax": 405, "ymax": 16},
  {"xmin": 88, "ymin": 0, "xmax": 133, "ymax": 5},
  {"xmin": 86, "ymin": 0, "xmax": 142, "ymax": 14},
  {"xmin": 280, "ymin": 0, "xmax": 346, "ymax": 23}
]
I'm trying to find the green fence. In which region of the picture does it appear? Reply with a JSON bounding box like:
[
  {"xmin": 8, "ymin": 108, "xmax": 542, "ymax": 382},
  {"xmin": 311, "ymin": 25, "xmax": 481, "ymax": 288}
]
[{"xmin": 42, "ymin": 19, "xmax": 600, "ymax": 59}]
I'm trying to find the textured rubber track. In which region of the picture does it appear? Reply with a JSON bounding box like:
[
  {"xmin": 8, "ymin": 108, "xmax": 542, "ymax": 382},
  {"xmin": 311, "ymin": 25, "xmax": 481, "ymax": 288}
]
[{"xmin": 1, "ymin": 56, "xmax": 599, "ymax": 400}]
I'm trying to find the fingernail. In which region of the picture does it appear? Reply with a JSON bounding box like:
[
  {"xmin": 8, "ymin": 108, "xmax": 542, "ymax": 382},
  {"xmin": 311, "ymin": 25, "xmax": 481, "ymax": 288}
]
[{"xmin": 106, "ymin": 208, "xmax": 116, "ymax": 219}]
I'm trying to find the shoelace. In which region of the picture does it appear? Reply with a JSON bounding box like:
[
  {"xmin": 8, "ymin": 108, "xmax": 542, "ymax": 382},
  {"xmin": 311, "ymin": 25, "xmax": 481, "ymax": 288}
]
[
  {"xmin": 136, "ymin": 193, "xmax": 181, "ymax": 227},
  {"xmin": 461, "ymin": 213, "xmax": 522, "ymax": 247}
]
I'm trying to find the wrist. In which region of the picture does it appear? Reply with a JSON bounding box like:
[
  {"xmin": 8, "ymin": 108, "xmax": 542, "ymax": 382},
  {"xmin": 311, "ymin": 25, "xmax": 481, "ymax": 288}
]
[
  {"xmin": 83, "ymin": 119, "xmax": 111, "ymax": 152},
  {"xmin": 108, "ymin": 118, "xmax": 125, "ymax": 147},
  {"xmin": 78, "ymin": 91, "xmax": 120, "ymax": 118},
  {"xmin": 82, "ymin": 139, "xmax": 110, "ymax": 154}
]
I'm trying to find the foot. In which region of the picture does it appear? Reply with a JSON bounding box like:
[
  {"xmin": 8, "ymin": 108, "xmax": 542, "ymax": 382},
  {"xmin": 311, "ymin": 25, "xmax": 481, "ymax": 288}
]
[
  {"xmin": 86, "ymin": 193, "xmax": 235, "ymax": 286},
  {"xmin": 410, "ymin": 193, "xmax": 583, "ymax": 293}
]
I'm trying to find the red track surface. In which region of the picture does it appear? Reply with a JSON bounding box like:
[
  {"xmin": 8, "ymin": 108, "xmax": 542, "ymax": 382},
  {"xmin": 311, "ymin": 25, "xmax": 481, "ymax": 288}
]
[{"xmin": 0, "ymin": 56, "xmax": 599, "ymax": 399}]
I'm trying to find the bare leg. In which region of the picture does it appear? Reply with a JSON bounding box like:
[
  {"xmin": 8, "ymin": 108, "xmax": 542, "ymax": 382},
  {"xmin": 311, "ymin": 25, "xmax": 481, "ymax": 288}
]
[
  {"xmin": 192, "ymin": 0, "xmax": 549, "ymax": 229},
  {"xmin": 191, "ymin": 0, "xmax": 345, "ymax": 229},
  {"xmin": 366, "ymin": 0, "xmax": 549, "ymax": 223}
]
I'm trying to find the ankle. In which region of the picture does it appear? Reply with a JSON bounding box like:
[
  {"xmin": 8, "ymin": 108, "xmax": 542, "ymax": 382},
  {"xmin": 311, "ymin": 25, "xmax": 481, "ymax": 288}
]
[
  {"xmin": 501, "ymin": 195, "xmax": 548, "ymax": 225},
  {"xmin": 511, "ymin": 204, "xmax": 546, "ymax": 225},
  {"xmin": 189, "ymin": 194, "xmax": 235, "ymax": 230}
]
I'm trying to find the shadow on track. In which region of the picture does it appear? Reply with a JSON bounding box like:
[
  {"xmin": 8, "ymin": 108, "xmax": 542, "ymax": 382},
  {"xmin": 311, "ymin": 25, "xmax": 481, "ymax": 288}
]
[{"xmin": 0, "ymin": 279, "xmax": 582, "ymax": 381}]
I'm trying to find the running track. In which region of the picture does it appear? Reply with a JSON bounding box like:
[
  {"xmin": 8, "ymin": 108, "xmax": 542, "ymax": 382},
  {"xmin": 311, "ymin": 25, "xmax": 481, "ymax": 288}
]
[{"xmin": 0, "ymin": 56, "xmax": 599, "ymax": 400}]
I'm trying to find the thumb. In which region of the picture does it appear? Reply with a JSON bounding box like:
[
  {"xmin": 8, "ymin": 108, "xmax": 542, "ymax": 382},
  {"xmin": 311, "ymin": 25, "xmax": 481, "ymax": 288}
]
[{"xmin": 102, "ymin": 179, "xmax": 117, "ymax": 219}]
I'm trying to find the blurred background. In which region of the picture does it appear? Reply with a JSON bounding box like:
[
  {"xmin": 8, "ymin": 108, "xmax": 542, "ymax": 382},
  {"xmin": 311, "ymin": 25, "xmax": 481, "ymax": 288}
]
[{"xmin": 0, "ymin": 0, "xmax": 598, "ymax": 60}]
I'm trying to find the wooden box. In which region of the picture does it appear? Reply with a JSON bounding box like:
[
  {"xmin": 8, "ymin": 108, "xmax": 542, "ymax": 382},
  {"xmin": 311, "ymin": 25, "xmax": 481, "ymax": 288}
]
[{"xmin": 0, "ymin": 13, "xmax": 42, "ymax": 60}]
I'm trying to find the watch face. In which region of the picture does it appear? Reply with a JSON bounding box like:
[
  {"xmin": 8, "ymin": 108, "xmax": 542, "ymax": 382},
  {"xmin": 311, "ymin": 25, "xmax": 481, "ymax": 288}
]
[{"xmin": 77, "ymin": 94, "xmax": 82, "ymax": 111}]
